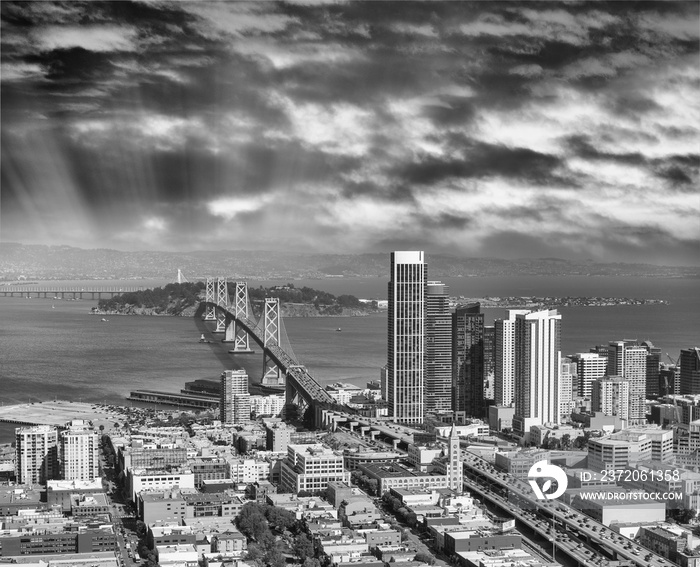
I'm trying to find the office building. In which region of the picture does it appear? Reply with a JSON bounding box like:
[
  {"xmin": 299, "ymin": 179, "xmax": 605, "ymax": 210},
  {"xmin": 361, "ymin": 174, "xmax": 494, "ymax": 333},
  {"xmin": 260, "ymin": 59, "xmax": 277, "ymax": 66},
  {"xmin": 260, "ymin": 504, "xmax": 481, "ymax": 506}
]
[
  {"xmin": 452, "ymin": 303, "xmax": 484, "ymax": 418},
  {"xmin": 642, "ymin": 340, "xmax": 662, "ymax": 398},
  {"xmin": 494, "ymin": 310, "xmax": 530, "ymax": 407},
  {"xmin": 387, "ymin": 251, "xmax": 426, "ymax": 424},
  {"xmin": 608, "ymin": 341, "xmax": 647, "ymax": 425},
  {"xmin": 279, "ymin": 444, "xmax": 350, "ymax": 494},
  {"xmin": 60, "ymin": 420, "xmax": 99, "ymax": 481},
  {"xmin": 570, "ymin": 352, "xmax": 607, "ymax": 399},
  {"xmin": 220, "ymin": 370, "xmax": 251, "ymax": 424},
  {"xmin": 512, "ymin": 310, "xmax": 562, "ymax": 437},
  {"xmin": 680, "ymin": 347, "xmax": 700, "ymax": 395},
  {"xmin": 425, "ymin": 281, "xmax": 452, "ymax": 413},
  {"xmin": 591, "ymin": 376, "xmax": 630, "ymax": 422},
  {"xmin": 15, "ymin": 425, "xmax": 58, "ymax": 484}
]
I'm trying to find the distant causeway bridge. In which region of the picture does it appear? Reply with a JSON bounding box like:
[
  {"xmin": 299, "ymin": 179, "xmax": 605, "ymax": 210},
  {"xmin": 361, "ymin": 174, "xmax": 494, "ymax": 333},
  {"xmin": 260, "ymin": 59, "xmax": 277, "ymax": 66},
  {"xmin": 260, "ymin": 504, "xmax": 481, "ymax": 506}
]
[{"xmin": 0, "ymin": 285, "xmax": 145, "ymax": 299}]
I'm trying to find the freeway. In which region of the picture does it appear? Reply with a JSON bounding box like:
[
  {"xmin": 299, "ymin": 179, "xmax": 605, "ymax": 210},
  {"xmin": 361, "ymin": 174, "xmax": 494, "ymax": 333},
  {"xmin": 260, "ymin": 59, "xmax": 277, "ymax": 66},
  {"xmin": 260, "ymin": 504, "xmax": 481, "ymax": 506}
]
[{"xmin": 461, "ymin": 451, "xmax": 677, "ymax": 567}]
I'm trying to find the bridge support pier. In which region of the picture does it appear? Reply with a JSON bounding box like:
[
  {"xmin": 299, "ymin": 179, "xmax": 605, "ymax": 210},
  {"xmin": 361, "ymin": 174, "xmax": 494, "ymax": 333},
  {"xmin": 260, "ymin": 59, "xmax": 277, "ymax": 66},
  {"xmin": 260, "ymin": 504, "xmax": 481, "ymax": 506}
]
[
  {"xmin": 225, "ymin": 282, "xmax": 254, "ymax": 353},
  {"xmin": 261, "ymin": 298, "xmax": 284, "ymax": 387},
  {"xmin": 214, "ymin": 277, "xmax": 228, "ymax": 333},
  {"xmin": 204, "ymin": 278, "xmax": 216, "ymax": 321}
]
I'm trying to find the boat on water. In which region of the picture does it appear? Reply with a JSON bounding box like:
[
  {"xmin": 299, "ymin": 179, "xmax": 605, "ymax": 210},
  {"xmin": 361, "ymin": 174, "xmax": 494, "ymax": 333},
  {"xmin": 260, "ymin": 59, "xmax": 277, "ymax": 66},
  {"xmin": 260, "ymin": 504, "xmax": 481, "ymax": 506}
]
[
  {"xmin": 101, "ymin": 318, "xmax": 109, "ymax": 322},
  {"xmin": 336, "ymin": 327, "xmax": 342, "ymax": 332},
  {"xmin": 199, "ymin": 334, "xmax": 211, "ymax": 343}
]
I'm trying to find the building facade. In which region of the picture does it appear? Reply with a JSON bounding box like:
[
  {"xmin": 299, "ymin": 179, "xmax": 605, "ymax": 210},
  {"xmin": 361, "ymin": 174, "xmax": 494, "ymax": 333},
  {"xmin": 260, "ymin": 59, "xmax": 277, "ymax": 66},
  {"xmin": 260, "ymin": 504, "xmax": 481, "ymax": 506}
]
[
  {"xmin": 220, "ymin": 370, "xmax": 250, "ymax": 424},
  {"xmin": 608, "ymin": 341, "xmax": 647, "ymax": 425},
  {"xmin": 570, "ymin": 352, "xmax": 607, "ymax": 400},
  {"xmin": 60, "ymin": 421, "xmax": 99, "ymax": 481},
  {"xmin": 513, "ymin": 310, "xmax": 562, "ymax": 437},
  {"xmin": 425, "ymin": 281, "xmax": 452, "ymax": 414},
  {"xmin": 494, "ymin": 310, "xmax": 530, "ymax": 407},
  {"xmin": 387, "ymin": 251, "xmax": 426, "ymax": 424},
  {"xmin": 452, "ymin": 303, "xmax": 484, "ymax": 418},
  {"xmin": 15, "ymin": 425, "xmax": 59, "ymax": 484},
  {"xmin": 680, "ymin": 347, "xmax": 700, "ymax": 395}
]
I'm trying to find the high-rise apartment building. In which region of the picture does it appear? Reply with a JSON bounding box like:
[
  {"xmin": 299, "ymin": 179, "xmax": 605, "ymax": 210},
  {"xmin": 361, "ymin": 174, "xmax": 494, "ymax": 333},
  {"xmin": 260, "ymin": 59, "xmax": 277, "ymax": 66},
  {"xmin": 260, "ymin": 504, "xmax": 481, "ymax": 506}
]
[
  {"xmin": 494, "ymin": 310, "xmax": 530, "ymax": 407},
  {"xmin": 483, "ymin": 326, "xmax": 495, "ymax": 402},
  {"xmin": 608, "ymin": 341, "xmax": 647, "ymax": 425},
  {"xmin": 592, "ymin": 376, "xmax": 630, "ymax": 421},
  {"xmin": 570, "ymin": 352, "xmax": 607, "ymax": 399},
  {"xmin": 425, "ymin": 281, "xmax": 452, "ymax": 413},
  {"xmin": 452, "ymin": 303, "xmax": 484, "ymax": 418},
  {"xmin": 387, "ymin": 251, "xmax": 426, "ymax": 424},
  {"xmin": 60, "ymin": 420, "xmax": 99, "ymax": 481},
  {"xmin": 513, "ymin": 310, "xmax": 562, "ymax": 438},
  {"xmin": 560, "ymin": 358, "xmax": 576, "ymax": 420},
  {"xmin": 15, "ymin": 425, "xmax": 59, "ymax": 484},
  {"xmin": 680, "ymin": 348, "xmax": 700, "ymax": 395},
  {"xmin": 220, "ymin": 370, "xmax": 251, "ymax": 424}
]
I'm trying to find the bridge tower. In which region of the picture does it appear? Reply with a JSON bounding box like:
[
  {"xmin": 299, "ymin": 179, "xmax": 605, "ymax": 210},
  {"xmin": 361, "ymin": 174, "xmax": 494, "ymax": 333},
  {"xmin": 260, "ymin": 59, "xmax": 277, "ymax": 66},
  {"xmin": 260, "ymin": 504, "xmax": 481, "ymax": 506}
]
[
  {"xmin": 204, "ymin": 278, "xmax": 216, "ymax": 320},
  {"xmin": 261, "ymin": 297, "xmax": 283, "ymax": 386},
  {"xmin": 214, "ymin": 277, "xmax": 228, "ymax": 333},
  {"xmin": 225, "ymin": 282, "xmax": 253, "ymax": 353}
]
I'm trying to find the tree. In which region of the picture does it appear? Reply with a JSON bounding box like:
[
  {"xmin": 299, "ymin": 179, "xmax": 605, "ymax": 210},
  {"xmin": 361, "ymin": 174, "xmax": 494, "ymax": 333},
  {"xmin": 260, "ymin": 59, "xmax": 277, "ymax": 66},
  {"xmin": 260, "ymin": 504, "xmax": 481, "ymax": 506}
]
[
  {"xmin": 367, "ymin": 478, "xmax": 379, "ymax": 496},
  {"xmin": 293, "ymin": 533, "xmax": 314, "ymax": 562},
  {"xmin": 303, "ymin": 559, "xmax": 322, "ymax": 567},
  {"xmin": 561, "ymin": 434, "xmax": 571, "ymax": 450},
  {"xmin": 266, "ymin": 506, "xmax": 297, "ymax": 532},
  {"xmin": 415, "ymin": 552, "xmax": 436, "ymax": 565},
  {"xmin": 237, "ymin": 502, "xmax": 269, "ymax": 541}
]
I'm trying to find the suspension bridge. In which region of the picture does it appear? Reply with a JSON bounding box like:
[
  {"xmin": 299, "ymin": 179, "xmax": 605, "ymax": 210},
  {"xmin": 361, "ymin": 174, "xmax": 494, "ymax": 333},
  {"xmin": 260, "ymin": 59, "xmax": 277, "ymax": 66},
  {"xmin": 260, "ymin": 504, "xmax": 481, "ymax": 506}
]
[{"xmin": 200, "ymin": 278, "xmax": 337, "ymax": 423}]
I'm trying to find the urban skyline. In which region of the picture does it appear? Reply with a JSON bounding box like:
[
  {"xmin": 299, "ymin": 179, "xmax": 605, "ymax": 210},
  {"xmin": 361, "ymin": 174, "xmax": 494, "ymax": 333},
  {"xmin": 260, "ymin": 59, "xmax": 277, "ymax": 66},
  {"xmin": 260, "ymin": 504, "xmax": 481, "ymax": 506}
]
[{"xmin": 2, "ymin": 1, "xmax": 699, "ymax": 266}]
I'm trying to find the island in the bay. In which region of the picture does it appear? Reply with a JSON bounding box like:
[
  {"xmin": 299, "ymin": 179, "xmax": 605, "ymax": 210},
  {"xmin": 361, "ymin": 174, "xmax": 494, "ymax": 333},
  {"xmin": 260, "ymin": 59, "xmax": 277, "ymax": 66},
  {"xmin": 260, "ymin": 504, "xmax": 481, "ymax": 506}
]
[{"xmin": 91, "ymin": 282, "xmax": 379, "ymax": 317}]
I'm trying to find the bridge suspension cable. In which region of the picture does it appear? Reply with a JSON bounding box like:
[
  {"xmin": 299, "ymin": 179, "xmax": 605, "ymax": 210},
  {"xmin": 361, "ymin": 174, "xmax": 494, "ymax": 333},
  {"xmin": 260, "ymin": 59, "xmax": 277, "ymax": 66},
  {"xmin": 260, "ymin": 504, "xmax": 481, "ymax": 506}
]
[{"xmin": 177, "ymin": 269, "xmax": 189, "ymax": 284}]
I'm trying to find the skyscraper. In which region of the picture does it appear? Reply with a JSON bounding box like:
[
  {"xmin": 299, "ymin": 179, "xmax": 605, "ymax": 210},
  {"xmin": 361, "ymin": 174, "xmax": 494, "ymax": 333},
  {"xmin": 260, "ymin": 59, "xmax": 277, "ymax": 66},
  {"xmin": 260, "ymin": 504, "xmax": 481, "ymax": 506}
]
[
  {"xmin": 387, "ymin": 251, "xmax": 426, "ymax": 424},
  {"xmin": 15, "ymin": 425, "xmax": 58, "ymax": 484},
  {"xmin": 425, "ymin": 281, "xmax": 452, "ymax": 413},
  {"xmin": 641, "ymin": 340, "xmax": 661, "ymax": 398},
  {"xmin": 60, "ymin": 420, "xmax": 99, "ymax": 481},
  {"xmin": 452, "ymin": 303, "xmax": 484, "ymax": 418},
  {"xmin": 608, "ymin": 341, "xmax": 647, "ymax": 425},
  {"xmin": 680, "ymin": 347, "xmax": 700, "ymax": 395},
  {"xmin": 494, "ymin": 310, "xmax": 530, "ymax": 407},
  {"xmin": 570, "ymin": 352, "xmax": 607, "ymax": 399},
  {"xmin": 220, "ymin": 370, "xmax": 251, "ymax": 424},
  {"xmin": 483, "ymin": 326, "xmax": 496, "ymax": 403},
  {"xmin": 513, "ymin": 309, "xmax": 562, "ymax": 438}
]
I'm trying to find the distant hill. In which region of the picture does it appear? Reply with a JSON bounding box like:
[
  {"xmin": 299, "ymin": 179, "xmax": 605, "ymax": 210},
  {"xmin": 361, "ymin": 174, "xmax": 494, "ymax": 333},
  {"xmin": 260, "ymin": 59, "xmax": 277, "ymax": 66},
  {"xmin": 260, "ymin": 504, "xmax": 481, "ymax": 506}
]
[{"xmin": 0, "ymin": 243, "xmax": 697, "ymax": 281}]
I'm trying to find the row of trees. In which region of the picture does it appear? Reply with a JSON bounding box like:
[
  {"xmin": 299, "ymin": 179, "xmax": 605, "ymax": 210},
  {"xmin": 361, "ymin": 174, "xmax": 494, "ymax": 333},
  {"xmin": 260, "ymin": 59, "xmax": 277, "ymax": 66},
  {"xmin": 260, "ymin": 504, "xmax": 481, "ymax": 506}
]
[
  {"xmin": 350, "ymin": 470, "xmax": 379, "ymax": 496},
  {"xmin": 381, "ymin": 492, "xmax": 418, "ymax": 527}
]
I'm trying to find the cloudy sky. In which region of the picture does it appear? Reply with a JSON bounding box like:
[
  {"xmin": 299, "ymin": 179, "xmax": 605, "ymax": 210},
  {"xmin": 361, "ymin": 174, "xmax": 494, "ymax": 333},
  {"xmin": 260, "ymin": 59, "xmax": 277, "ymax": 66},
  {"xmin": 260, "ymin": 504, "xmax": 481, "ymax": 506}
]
[{"xmin": 1, "ymin": 1, "xmax": 698, "ymax": 264}]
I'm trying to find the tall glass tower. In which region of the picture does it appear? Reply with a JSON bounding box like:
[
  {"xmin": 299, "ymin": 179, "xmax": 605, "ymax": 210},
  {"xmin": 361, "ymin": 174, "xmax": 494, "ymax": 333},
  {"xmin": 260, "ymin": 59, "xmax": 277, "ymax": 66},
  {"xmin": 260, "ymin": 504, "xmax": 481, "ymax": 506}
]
[
  {"xmin": 426, "ymin": 281, "xmax": 452, "ymax": 413},
  {"xmin": 387, "ymin": 251, "xmax": 426, "ymax": 424}
]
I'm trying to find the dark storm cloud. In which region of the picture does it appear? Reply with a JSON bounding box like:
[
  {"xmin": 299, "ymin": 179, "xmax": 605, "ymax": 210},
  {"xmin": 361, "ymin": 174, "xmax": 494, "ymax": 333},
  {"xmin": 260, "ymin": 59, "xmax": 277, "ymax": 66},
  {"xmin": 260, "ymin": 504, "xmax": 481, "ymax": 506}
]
[{"xmin": 395, "ymin": 142, "xmax": 565, "ymax": 186}]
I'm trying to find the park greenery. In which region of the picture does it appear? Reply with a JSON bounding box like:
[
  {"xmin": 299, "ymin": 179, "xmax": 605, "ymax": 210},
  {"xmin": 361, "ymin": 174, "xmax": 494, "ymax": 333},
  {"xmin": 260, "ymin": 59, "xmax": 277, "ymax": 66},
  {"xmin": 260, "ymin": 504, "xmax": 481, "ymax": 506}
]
[
  {"xmin": 97, "ymin": 282, "xmax": 204, "ymax": 314},
  {"xmin": 249, "ymin": 283, "xmax": 371, "ymax": 316},
  {"xmin": 235, "ymin": 502, "xmax": 321, "ymax": 567}
]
